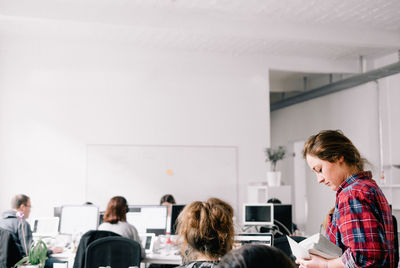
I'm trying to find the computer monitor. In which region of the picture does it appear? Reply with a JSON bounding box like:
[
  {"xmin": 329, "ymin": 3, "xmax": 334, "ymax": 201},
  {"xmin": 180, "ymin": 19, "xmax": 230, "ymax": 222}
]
[
  {"xmin": 273, "ymin": 204, "xmax": 293, "ymax": 235},
  {"xmin": 127, "ymin": 205, "xmax": 167, "ymax": 235},
  {"xmin": 243, "ymin": 204, "xmax": 274, "ymax": 226},
  {"xmin": 33, "ymin": 217, "xmax": 59, "ymax": 237},
  {"xmin": 59, "ymin": 205, "xmax": 99, "ymax": 235},
  {"xmin": 170, "ymin": 204, "xmax": 186, "ymax": 235}
]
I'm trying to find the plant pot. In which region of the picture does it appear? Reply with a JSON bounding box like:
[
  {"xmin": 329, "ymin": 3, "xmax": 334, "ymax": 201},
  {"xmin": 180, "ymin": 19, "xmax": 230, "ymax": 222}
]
[
  {"xmin": 17, "ymin": 264, "xmax": 40, "ymax": 268},
  {"xmin": 267, "ymin": 171, "xmax": 281, "ymax": 186}
]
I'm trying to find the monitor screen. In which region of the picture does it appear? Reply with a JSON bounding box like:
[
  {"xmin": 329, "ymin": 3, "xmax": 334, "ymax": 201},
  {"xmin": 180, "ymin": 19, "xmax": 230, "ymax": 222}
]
[
  {"xmin": 243, "ymin": 204, "xmax": 274, "ymax": 226},
  {"xmin": 59, "ymin": 205, "xmax": 99, "ymax": 235},
  {"xmin": 33, "ymin": 217, "xmax": 59, "ymax": 236},
  {"xmin": 273, "ymin": 204, "xmax": 293, "ymax": 235},
  {"xmin": 170, "ymin": 204, "xmax": 186, "ymax": 235},
  {"xmin": 126, "ymin": 205, "xmax": 167, "ymax": 235}
]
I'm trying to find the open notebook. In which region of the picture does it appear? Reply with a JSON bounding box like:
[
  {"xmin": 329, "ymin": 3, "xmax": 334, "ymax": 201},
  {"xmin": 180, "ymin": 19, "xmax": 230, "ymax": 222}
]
[{"xmin": 287, "ymin": 234, "xmax": 342, "ymax": 259}]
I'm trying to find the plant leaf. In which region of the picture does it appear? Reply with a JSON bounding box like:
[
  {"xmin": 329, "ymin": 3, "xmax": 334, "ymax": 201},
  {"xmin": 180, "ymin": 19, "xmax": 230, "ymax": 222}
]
[{"xmin": 13, "ymin": 257, "xmax": 29, "ymax": 268}]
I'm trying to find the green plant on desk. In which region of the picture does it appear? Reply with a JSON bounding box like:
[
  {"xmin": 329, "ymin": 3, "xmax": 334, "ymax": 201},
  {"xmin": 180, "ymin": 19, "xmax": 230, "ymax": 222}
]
[{"xmin": 14, "ymin": 240, "xmax": 48, "ymax": 268}]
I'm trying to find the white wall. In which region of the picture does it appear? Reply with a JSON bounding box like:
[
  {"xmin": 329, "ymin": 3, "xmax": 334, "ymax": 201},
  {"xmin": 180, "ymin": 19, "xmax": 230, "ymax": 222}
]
[
  {"xmin": 271, "ymin": 81, "xmax": 382, "ymax": 234},
  {"xmin": 0, "ymin": 21, "xmax": 271, "ymax": 221}
]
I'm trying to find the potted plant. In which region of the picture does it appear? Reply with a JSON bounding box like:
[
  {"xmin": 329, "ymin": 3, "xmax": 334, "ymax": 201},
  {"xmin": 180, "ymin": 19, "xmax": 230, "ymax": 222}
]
[
  {"xmin": 265, "ymin": 146, "xmax": 286, "ymax": 186},
  {"xmin": 14, "ymin": 240, "xmax": 48, "ymax": 268}
]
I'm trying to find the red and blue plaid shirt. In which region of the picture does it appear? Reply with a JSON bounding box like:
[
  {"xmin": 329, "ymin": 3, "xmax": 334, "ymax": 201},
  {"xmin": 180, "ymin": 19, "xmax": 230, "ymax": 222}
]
[{"xmin": 326, "ymin": 171, "xmax": 395, "ymax": 268}]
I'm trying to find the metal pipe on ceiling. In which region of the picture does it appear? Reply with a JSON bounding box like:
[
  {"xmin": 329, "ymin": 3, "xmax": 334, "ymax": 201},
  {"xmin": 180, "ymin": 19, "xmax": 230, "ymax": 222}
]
[{"xmin": 270, "ymin": 61, "xmax": 400, "ymax": 111}]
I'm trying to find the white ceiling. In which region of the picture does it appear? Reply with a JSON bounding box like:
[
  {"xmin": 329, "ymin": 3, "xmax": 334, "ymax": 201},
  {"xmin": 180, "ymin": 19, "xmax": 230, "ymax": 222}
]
[
  {"xmin": 1, "ymin": 0, "xmax": 399, "ymax": 93},
  {"xmin": 1, "ymin": 0, "xmax": 399, "ymax": 59}
]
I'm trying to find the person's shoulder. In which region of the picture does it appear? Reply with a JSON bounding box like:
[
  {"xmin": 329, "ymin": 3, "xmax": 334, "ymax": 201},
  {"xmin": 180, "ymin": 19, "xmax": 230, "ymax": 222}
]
[
  {"xmin": 117, "ymin": 221, "xmax": 131, "ymax": 227},
  {"xmin": 123, "ymin": 221, "xmax": 138, "ymax": 230},
  {"xmin": 339, "ymin": 175, "xmax": 381, "ymax": 202},
  {"xmin": 1, "ymin": 210, "xmax": 17, "ymax": 219},
  {"xmin": 98, "ymin": 222, "xmax": 113, "ymax": 230},
  {"xmin": 178, "ymin": 261, "xmax": 218, "ymax": 268},
  {"xmin": 195, "ymin": 261, "xmax": 218, "ymax": 268}
]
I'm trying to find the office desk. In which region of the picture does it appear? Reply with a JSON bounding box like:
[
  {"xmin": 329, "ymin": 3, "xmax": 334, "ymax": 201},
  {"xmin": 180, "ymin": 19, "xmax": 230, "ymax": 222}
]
[
  {"xmin": 51, "ymin": 251, "xmax": 75, "ymax": 268},
  {"xmin": 52, "ymin": 251, "xmax": 182, "ymax": 267},
  {"xmin": 142, "ymin": 253, "xmax": 182, "ymax": 265}
]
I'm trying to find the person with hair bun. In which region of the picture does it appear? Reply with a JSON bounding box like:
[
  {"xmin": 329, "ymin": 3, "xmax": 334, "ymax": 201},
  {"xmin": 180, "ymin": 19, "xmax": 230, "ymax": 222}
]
[
  {"xmin": 217, "ymin": 244, "xmax": 296, "ymax": 268},
  {"xmin": 298, "ymin": 130, "xmax": 395, "ymax": 268},
  {"xmin": 175, "ymin": 198, "xmax": 234, "ymax": 268}
]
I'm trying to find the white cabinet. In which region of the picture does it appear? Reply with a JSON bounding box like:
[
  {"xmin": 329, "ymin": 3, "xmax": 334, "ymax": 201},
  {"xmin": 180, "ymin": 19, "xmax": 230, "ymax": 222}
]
[
  {"xmin": 247, "ymin": 183, "xmax": 291, "ymax": 204},
  {"xmin": 380, "ymin": 165, "xmax": 400, "ymax": 209}
]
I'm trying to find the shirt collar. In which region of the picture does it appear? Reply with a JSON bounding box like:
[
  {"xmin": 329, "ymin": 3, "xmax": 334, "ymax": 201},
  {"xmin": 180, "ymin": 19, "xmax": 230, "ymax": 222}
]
[{"xmin": 336, "ymin": 170, "xmax": 372, "ymax": 196}]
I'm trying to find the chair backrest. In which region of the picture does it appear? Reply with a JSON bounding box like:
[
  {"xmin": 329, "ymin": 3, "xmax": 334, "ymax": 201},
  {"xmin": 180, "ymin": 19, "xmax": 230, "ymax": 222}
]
[
  {"xmin": 84, "ymin": 237, "xmax": 141, "ymax": 268},
  {"xmin": 392, "ymin": 215, "xmax": 399, "ymax": 267},
  {"xmin": 0, "ymin": 228, "xmax": 23, "ymax": 268},
  {"xmin": 73, "ymin": 230, "xmax": 121, "ymax": 268}
]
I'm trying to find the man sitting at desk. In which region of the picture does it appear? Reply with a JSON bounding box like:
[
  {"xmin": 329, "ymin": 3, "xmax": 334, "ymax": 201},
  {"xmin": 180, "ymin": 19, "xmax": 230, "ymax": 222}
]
[{"xmin": 0, "ymin": 194, "xmax": 63, "ymax": 267}]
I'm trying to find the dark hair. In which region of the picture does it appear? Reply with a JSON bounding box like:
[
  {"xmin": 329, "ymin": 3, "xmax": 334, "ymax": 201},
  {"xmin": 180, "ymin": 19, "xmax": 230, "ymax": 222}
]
[
  {"xmin": 303, "ymin": 130, "xmax": 366, "ymax": 172},
  {"xmin": 103, "ymin": 196, "xmax": 128, "ymax": 224},
  {"xmin": 176, "ymin": 197, "xmax": 234, "ymax": 261},
  {"xmin": 160, "ymin": 194, "xmax": 176, "ymax": 205},
  {"xmin": 267, "ymin": 198, "xmax": 282, "ymax": 204},
  {"xmin": 11, "ymin": 194, "xmax": 30, "ymax": 209},
  {"xmin": 218, "ymin": 244, "xmax": 296, "ymax": 268}
]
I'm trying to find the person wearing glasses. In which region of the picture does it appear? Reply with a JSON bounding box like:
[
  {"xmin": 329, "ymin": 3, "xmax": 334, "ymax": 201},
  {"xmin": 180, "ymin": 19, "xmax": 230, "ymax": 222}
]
[
  {"xmin": 0, "ymin": 194, "xmax": 33, "ymax": 256},
  {"xmin": 0, "ymin": 194, "xmax": 64, "ymax": 267}
]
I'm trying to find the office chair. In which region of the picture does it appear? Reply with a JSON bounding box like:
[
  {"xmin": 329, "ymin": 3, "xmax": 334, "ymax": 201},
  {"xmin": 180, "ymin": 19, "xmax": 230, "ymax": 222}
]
[
  {"xmin": 0, "ymin": 228, "xmax": 23, "ymax": 268},
  {"xmin": 273, "ymin": 235, "xmax": 306, "ymax": 262},
  {"xmin": 85, "ymin": 236, "xmax": 141, "ymax": 268},
  {"xmin": 392, "ymin": 215, "xmax": 399, "ymax": 267},
  {"xmin": 73, "ymin": 230, "xmax": 121, "ymax": 268}
]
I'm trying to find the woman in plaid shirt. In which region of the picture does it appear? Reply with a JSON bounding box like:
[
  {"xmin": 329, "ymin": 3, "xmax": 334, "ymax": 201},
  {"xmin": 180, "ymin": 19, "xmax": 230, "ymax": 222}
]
[{"xmin": 297, "ymin": 130, "xmax": 395, "ymax": 268}]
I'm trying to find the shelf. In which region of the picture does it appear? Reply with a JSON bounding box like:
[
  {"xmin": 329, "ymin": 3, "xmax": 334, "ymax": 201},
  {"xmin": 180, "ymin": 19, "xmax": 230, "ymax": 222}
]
[
  {"xmin": 379, "ymin": 184, "xmax": 400, "ymax": 188},
  {"xmin": 383, "ymin": 164, "xmax": 400, "ymax": 169}
]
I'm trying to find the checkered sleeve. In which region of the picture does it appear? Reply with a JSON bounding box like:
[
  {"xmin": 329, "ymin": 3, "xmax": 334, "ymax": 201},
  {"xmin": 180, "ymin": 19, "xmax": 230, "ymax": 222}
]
[{"xmin": 337, "ymin": 191, "xmax": 389, "ymax": 267}]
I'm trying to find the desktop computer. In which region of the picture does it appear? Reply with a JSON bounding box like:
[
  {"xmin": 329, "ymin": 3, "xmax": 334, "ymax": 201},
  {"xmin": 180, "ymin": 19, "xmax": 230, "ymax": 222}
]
[
  {"xmin": 272, "ymin": 204, "xmax": 293, "ymax": 235},
  {"xmin": 32, "ymin": 217, "xmax": 60, "ymax": 237},
  {"xmin": 243, "ymin": 204, "xmax": 274, "ymax": 226},
  {"xmin": 170, "ymin": 204, "xmax": 186, "ymax": 235},
  {"xmin": 127, "ymin": 205, "xmax": 168, "ymax": 235},
  {"xmin": 59, "ymin": 205, "xmax": 99, "ymax": 235}
]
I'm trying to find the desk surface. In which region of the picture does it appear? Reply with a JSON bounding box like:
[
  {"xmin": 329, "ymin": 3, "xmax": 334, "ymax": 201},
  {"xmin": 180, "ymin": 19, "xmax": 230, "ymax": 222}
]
[
  {"xmin": 51, "ymin": 250, "xmax": 75, "ymax": 261},
  {"xmin": 52, "ymin": 251, "xmax": 182, "ymax": 266},
  {"xmin": 142, "ymin": 253, "xmax": 182, "ymax": 265}
]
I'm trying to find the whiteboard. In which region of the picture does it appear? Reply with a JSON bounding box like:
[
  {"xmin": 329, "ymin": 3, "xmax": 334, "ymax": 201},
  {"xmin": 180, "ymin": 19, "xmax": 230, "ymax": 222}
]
[{"xmin": 86, "ymin": 145, "xmax": 238, "ymax": 212}]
